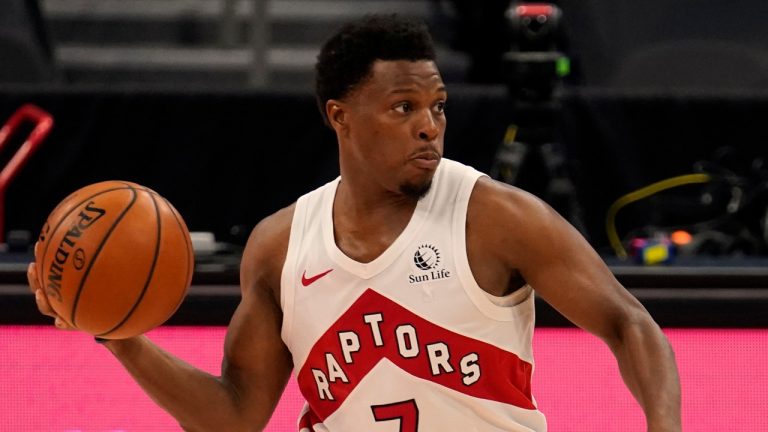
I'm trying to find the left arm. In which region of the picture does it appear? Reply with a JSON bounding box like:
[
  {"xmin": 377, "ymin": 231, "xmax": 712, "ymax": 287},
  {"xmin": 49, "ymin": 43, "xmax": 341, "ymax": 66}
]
[{"xmin": 469, "ymin": 178, "xmax": 681, "ymax": 431}]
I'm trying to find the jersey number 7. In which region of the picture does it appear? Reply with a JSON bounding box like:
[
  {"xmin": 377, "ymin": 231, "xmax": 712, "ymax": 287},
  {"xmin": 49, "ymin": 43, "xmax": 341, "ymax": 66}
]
[{"xmin": 371, "ymin": 399, "xmax": 419, "ymax": 431}]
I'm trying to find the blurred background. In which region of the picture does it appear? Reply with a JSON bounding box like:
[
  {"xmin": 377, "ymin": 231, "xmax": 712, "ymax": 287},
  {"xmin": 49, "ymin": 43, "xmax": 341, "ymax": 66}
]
[
  {"xmin": 1, "ymin": 1, "xmax": 767, "ymax": 430},
  {"xmin": 2, "ymin": 0, "xmax": 767, "ymax": 260}
]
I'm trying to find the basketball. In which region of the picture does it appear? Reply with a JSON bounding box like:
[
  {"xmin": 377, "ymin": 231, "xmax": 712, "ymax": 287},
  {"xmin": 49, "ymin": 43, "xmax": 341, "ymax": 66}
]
[{"xmin": 35, "ymin": 180, "xmax": 194, "ymax": 339}]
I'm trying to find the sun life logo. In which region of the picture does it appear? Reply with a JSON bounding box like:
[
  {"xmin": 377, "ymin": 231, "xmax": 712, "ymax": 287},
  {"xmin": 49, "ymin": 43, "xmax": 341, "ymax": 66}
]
[
  {"xmin": 413, "ymin": 244, "xmax": 440, "ymax": 271},
  {"xmin": 408, "ymin": 243, "xmax": 451, "ymax": 284}
]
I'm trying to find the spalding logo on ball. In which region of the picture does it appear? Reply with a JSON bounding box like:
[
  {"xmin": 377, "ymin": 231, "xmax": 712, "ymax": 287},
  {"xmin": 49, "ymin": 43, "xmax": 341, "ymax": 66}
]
[{"xmin": 36, "ymin": 180, "xmax": 194, "ymax": 339}]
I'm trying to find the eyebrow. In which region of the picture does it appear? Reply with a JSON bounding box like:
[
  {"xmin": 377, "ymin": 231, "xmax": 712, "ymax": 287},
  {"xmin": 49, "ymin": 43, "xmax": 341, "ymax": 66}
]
[{"xmin": 387, "ymin": 85, "xmax": 447, "ymax": 95}]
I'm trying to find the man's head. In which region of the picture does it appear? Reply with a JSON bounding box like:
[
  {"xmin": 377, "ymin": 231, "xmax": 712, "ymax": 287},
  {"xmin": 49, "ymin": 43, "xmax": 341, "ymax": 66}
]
[
  {"xmin": 315, "ymin": 15, "xmax": 446, "ymax": 201},
  {"xmin": 315, "ymin": 15, "xmax": 437, "ymax": 127}
]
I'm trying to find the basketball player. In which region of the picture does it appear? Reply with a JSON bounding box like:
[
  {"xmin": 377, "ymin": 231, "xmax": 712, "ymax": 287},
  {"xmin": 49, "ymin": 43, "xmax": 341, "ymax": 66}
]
[{"xmin": 28, "ymin": 15, "xmax": 681, "ymax": 432}]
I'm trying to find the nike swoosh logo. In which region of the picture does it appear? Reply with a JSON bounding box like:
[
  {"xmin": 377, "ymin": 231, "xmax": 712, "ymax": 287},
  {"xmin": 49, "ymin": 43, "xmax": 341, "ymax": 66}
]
[{"xmin": 301, "ymin": 268, "xmax": 333, "ymax": 286}]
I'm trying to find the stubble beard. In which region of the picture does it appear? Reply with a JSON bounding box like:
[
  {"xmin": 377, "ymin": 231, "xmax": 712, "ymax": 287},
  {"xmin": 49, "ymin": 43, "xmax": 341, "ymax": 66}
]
[{"xmin": 399, "ymin": 179, "xmax": 433, "ymax": 201}]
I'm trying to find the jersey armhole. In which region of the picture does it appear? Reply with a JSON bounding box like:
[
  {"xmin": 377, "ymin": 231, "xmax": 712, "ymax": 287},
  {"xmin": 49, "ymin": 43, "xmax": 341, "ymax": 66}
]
[
  {"xmin": 280, "ymin": 195, "xmax": 308, "ymax": 346},
  {"xmin": 452, "ymin": 174, "xmax": 534, "ymax": 321}
]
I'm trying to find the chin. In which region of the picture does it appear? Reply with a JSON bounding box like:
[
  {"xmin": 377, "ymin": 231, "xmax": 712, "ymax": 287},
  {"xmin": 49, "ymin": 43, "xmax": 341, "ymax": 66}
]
[{"xmin": 399, "ymin": 178, "xmax": 433, "ymax": 201}]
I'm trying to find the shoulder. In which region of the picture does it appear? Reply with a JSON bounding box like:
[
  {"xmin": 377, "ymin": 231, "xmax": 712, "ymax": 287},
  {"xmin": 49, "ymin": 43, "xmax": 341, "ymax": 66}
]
[
  {"xmin": 245, "ymin": 204, "xmax": 296, "ymax": 251},
  {"xmin": 240, "ymin": 204, "xmax": 296, "ymax": 299},
  {"xmin": 467, "ymin": 177, "xmax": 569, "ymax": 258},
  {"xmin": 469, "ymin": 176, "xmax": 556, "ymax": 228}
]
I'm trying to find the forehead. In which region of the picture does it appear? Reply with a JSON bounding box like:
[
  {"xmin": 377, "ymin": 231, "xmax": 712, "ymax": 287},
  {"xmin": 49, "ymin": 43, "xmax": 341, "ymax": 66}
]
[{"xmin": 360, "ymin": 60, "xmax": 444, "ymax": 95}]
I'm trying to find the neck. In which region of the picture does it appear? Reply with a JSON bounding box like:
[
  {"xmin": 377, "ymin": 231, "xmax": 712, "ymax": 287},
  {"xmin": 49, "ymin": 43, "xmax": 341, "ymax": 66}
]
[
  {"xmin": 334, "ymin": 176, "xmax": 417, "ymax": 223},
  {"xmin": 331, "ymin": 174, "xmax": 420, "ymax": 264}
]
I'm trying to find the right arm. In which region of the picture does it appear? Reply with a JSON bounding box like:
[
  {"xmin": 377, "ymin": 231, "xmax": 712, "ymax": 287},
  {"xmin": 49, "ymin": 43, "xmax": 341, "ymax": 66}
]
[{"xmin": 28, "ymin": 205, "xmax": 296, "ymax": 431}]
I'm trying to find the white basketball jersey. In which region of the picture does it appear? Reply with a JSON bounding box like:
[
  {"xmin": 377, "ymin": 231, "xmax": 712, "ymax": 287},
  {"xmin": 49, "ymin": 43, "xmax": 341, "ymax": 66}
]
[{"xmin": 281, "ymin": 159, "xmax": 546, "ymax": 431}]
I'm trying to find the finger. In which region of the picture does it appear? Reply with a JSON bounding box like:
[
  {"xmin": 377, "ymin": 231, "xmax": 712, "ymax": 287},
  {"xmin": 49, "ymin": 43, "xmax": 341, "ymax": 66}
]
[
  {"xmin": 36, "ymin": 291, "xmax": 75, "ymax": 330},
  {"xmin": 54, "ymin": 316, "xmax": 74, "ymax": 330},
  {"xmin": 34, "ymin": 240, "xmax": 40, "ymax": 261},
  {"xmin": 34, "ymin": 289, "xmax": 58, "ymax": 319},
  {"xmin": 27, "ymin": 262, "xmax": 40, "ymax": 293}
]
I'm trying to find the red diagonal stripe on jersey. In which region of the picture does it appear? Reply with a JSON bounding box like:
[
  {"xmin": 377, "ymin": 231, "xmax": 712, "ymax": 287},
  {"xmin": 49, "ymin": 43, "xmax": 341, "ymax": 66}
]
[
  {"xmin": 296, "ymin": 288, "xmax": 535, "ymax": 422},
  {"xmin": 298, "ymin": 408, "xmax": 320, "ymax": 430}
]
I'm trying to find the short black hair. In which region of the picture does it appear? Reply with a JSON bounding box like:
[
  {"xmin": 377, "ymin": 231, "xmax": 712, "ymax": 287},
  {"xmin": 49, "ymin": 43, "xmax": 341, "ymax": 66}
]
[{"xmin": 315, "ymin": 14, "xmax": 437, "ymax": 126}]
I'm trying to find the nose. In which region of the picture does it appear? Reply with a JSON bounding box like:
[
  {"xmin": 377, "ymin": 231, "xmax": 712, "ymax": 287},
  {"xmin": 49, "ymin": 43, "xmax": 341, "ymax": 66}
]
[{"xmin": 417, "ymin": 110, "xmax": 440, "ymax": 142}]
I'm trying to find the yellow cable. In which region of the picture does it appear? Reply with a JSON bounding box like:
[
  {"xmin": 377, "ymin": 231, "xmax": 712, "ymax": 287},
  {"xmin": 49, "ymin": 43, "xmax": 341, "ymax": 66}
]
[
  {"xmin": 503, "ymin": 125, "xmax": 518, "ymax": 144},
  {"xmin": 606, "ymin": 173, "xmax": 712, "ymax": 259}
]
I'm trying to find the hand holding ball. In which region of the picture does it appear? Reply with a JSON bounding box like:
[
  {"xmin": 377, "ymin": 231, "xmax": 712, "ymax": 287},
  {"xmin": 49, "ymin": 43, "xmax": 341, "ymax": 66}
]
[{"xmin": 35, "ymin": 181, "xmax": 194, "ymax": 339}]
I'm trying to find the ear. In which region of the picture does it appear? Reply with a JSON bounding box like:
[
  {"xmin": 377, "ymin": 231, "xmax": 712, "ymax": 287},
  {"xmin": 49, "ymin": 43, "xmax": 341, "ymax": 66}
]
[{"xmin": 326, "ymin": 99, "xmax": 347, "ymax": 132}]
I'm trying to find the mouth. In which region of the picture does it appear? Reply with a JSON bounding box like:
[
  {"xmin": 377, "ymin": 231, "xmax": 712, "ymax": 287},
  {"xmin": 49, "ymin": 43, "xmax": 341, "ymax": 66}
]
[{"xmin": 409, "ymin": 151, "xmax": 441, "ymax": 170}]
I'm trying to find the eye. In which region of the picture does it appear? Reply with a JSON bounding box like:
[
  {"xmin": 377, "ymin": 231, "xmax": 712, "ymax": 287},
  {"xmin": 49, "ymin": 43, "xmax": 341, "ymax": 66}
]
[
  {"xmin": 394, "ymin": 102, "xmax": 412, "ymax": 113},
  {"xmin": 434, "ymin": 101, "xmax": 446, "ymax": 113}
]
